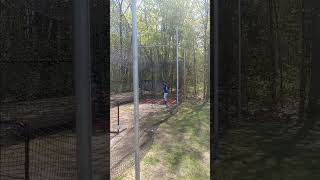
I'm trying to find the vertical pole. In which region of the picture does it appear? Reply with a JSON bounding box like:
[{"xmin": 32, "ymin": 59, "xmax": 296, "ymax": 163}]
[
  {"xmin": 117, "ymin": 103, "xmax": 120, "ymax": 133},
  {"xmin": 176, "ymin": 28, "xmax": 179, "ymax": 105},
  {"xmin": 73, "ymin": 0, "xmax": 92, "ymax": 178},
  {"xmin": 25, "ymin": 123, "xmax": 29, "ymax": 180},
  {"xmin": 213, "ymin": 0, "xmax": 219, "ymax": 160},
  {"xmin": 238, "ymin": 0, "xmax": 242, "ymax": 120},
  {"xmin": 131, "ymin": 0, "xmax": 140, "ymax": 179},
  {"xmin": 183, "ymin": 49, "xmax": 186, "ymax": 100},
  {"xmin": 0, "ymin": 123, "xmax": 1, "ymax": 178}
]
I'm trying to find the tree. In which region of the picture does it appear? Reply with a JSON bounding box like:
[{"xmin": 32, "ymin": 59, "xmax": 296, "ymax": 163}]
[
  {"xmin": 203, "ymin": 0, "xmax": 209, "ymax": 100},
  {"xmin": 308, "ymin": 0, "xmax": 320, "ymax": 114}
]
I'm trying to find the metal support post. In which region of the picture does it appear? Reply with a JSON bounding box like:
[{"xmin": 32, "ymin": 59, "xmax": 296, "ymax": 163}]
[
  {"xmin": 176, "ymin": 28, "xmax": 179, "ymax": 105},
  {"xmin": 73, "ymin": 0, "xmax": 92, "ymax": 178},
  {"xmin": 131, "ymin": 0, "xmax": 140, "ymax": 179}
]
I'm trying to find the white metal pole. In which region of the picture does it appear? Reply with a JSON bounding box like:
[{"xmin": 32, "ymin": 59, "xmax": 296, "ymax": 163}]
[
  {"xmin": 183, "ymin": 49, "xmax": 186, "ymax": 100},
  {"xmin": 176, "ymin": 28, "xmax": 179, "ymax": 105},
  {"xmin": 131, "ymin": 0, "xmax": 140, "ymax": 179}
]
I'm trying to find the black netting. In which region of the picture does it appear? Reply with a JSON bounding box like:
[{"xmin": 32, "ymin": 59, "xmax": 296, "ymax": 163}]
[
  {"xmin": 110, "ymin": 1, "xmax": 186, "ymax": 177},
  {"xmin": 213, "ymin": 0, "xmax": 320, "ymax": 179},
  {"xmin": 110, "ymin": 44, "xmax": 185, "ymax": 178},
  {"xmin": 1, "ymin": 0, "xmax": 108, "ymax": 179}
]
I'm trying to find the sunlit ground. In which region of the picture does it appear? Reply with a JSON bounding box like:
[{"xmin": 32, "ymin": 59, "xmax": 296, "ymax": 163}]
[{"xmin": 116, "ymin": 101, "xmax": 210, "ymax": 180}]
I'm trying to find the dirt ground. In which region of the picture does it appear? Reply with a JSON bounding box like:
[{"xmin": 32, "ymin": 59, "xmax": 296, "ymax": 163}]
[
  {"xmin": 0, "ymin": 94, "xmax": 177, "ymax": 179},
  {"xmin": 115, "ymin": 102, "xmax": 210, "ymax": 180},
  {"xmin": 0, "ymin": 130, "xmax": 108, "ymax": 180},
  {"xmin": 110, "ymin": 99, "xmax": 177, "ymax": 179}
]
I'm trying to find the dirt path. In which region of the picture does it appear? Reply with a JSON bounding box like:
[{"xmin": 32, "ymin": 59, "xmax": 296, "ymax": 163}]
[
  {"xmin": 110, "ymin": 102, "xmax": 175, "ymax": 179},
  {"xmin": 0, "ymin": 94, "xmax": 176, "ymax": 179}
]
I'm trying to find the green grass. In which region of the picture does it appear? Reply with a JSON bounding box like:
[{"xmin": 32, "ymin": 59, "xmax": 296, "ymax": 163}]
[
  {"xmin": 119, "ymin": 101, "xmax": 210, "ymax": 179},
  {"xmin": 143, "ymin": 156, "xmax": 160, "ymax": 166}
]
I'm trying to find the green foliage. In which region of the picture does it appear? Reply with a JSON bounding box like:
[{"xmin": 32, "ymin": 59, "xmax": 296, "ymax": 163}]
[{"xmin": 111, "ymin": 0, "xmax": 210, "ymax": 97}]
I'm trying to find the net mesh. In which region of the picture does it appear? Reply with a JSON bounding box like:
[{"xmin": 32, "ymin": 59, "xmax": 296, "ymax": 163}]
[
  {"xmin": 1, "ymin": 0, "xmax": 108, "ymax": 179},
  {"xmin": 110, "ymin": 2, "xmax": 185, "ymax": 177}
]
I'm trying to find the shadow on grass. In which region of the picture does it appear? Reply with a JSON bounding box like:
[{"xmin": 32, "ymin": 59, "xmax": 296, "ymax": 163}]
[
  {"xmin": 156, "ymin": 102, "xmax": 210, "ymax": 177},
  {"xmin": 119, "ymin": 101, "xmax": 210, "ymax": 180},
  {"xmin": 214, "ymin": 112, "xmax": 320, "ymax": 180}
]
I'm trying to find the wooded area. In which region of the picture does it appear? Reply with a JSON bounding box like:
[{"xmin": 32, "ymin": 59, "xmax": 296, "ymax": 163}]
[
  {"xmin": 214, "ymin": 0, "xmax": 320, "ymax": 179},
  {"xmin": 216, "ymin": 0, "xmax": 320, "ymax": 131},
  {"xmin": 110, "ymin": 0, "xmax": 210, "ymax": 100},
  {"xmin": 0, "ymin": 0, "xmax": 108, "ymax": 102}
]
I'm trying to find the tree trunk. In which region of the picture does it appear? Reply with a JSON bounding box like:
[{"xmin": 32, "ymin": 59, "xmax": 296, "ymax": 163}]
[
  {"xmin": 238, "ymin": 0, "xmax": 242, "ymax": 117},
  {"xmin": 299, "ymin": 1, "xmax": 307, "ymax": 117},
  {"xmin": 268, "ymin": 0, "xmax": 279, "ymax": 109},
  {"xmin": 308, "ymin": 6, "xmax": 320, "ymax": 114},
  {"xmin": 273, "ymin": 0, "xmax": 282, "ymax": 107},
  {"xmin": 203, "ymin": 0, "xmax": 209, "ymax": 100}
]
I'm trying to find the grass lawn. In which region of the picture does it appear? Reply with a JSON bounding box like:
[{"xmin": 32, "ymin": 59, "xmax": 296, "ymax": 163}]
[{"xmin": 116, "ymin": 101, "xmax": 210, "ymax": 180}]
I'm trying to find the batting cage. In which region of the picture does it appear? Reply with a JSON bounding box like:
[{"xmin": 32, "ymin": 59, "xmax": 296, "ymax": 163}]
[
  {"xmin": 110, "ymin": 1, "xmax": 186, "ymax": 178},
  {"xmin": 110, "ymin": 44, "xmax": 186, "ymax": 179},
  {"xmin": 1, "ymin": 0, "xmax": 108, "ymax": 179}
]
